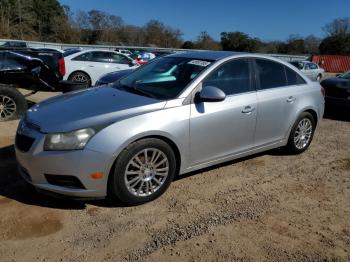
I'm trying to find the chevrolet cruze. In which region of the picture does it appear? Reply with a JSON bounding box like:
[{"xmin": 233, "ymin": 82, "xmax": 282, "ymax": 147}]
[{"xmin": 15, "ymin": 51, "xmax": 325, "ymax": 205}]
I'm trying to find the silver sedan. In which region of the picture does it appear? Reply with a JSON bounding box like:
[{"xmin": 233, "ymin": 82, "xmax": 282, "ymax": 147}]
[{"xmin": 16, "ymin": 51, "xmax": 325, "ymax": 205}]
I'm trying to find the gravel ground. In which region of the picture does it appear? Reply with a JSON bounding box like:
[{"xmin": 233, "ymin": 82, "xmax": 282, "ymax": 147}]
[{"xmin": 0, "ymin": 91, "xmax": 349, "ymax": 262}]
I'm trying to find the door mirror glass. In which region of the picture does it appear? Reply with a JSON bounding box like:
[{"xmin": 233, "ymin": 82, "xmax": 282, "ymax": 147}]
[{"xmin": 196, "ymin": 86, "xmax": 226, "ymax": 103}]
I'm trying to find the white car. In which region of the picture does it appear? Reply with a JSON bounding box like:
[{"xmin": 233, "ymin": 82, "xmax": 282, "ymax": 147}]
[
  {"xmin": 64, "ymin": 50, "xmax": 139, "ymax": 86},
  {"xmin": 116, "ymin": 49, "xmax": 133, "ymax": 56},
  {"xmin": 290, "ymin": 61, "xmax": 325, "ymax": 82}
]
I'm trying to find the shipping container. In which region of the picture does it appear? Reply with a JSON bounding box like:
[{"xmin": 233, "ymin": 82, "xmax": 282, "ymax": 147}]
[{"xmin": 311, "ymin": 55, "xmax": 350, "ymax": 73}]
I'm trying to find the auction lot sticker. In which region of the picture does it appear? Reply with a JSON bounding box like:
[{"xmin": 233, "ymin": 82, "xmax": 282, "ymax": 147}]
[{"xmin": 188, "ymin": 60, "xmax": 211, "ymax": 67}]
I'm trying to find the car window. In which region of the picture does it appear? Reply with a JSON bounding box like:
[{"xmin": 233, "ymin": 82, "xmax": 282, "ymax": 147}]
[
  {"xmin": 309, "ymin": 63, "xmax": 318, "ymax": 70},
  {"xmin": 285, "ymin": 66, "xmax": 307, "ymax": 85},
  {"xmin": 0, "ymin": 53, "xmax": 4, "ymax": 70},
  {"xmin": 255, "ymin": 58, "xmax": 287, "ymax": 90},
  {"xmin": 90, "ymin": 52, "xmax": 111, "ymax": 63},
  {"xmin": 203, "ymin": 59, "xmax": 251, "ymax": 95},
  {"xmin": 304, "ymin": 63, "xmax": 311, "ymax": 70},
  {"xmin": 110, "ymin": 53, "xmax": 131, "ymax": 64},
  {"xmin": 72, "ymin": 52, "xmax": 93, "ymax": 61},
  {"xmin": 290, "ymin": 61, "xmax": 304, "ymax": 70}
]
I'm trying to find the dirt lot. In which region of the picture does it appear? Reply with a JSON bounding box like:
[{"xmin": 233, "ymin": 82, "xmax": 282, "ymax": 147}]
[{"xmin": 0, "ymin": 91, "xmax": 349, "ymax": 262}]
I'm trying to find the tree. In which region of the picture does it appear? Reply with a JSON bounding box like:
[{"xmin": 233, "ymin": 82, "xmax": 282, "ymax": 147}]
[
  {"xmin": 276, "ymin": 35, "xmax": 306, "ymax": 54},
  {"xmin": 195, "ymin": 31, "xmax": 220, "ymax": 50},
  {"xmin": 319, "ymin": 34, "xmax": 350, "ymax": 55},
  {"xmin": 304, "ymin": 35, "xmax": 321, "ymax": 54},
  {"xmin": 142, "ymin": 20, "xmax": 182, "ymax": 48},
  {"xmin": 182, "ymin": 41, "xmax": 195, "ymax": 49},
  {"xmin": 220, "ymin": 31, "xmax": 261, "ymax": 52},
  {"xmin": 323, "ymin": 17, "xmax": 350, "ymax": 36}
]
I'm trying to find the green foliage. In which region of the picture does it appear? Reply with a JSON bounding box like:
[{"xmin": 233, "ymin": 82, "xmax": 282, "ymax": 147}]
[
  {"xmin": 319, "ymin": 34, "xmax": 350, "ymax": 55},
  {"xmin": 220, "ymin": 31, "xmax": 261, "ymax": 52}
]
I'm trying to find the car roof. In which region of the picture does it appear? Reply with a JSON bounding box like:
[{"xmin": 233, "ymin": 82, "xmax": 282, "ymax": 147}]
[{"xmin": 168, "ymin": 51, "xmax": 244, "ymax": 61}]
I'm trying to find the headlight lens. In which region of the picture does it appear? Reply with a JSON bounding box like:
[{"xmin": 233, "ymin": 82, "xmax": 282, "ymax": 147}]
[{"xmin": 44, "ymin": 128, "xmax": 95, "ymax": 151}]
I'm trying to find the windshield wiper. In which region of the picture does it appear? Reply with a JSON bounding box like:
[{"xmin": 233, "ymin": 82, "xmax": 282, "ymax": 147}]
[{"xmin": 119, "ymin": 84, "xmax": 157, "ymax": 99}]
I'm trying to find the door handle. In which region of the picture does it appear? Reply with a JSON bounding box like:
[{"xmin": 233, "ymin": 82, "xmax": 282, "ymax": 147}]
[
  {"xmin": 242, "ymin": 106, "xmax": 255, "ymax": 114},
  {"xmin": 88, "ymin": 65, "xmax": 94, "ymax": 67},
  {"xmin": 286, "ymin": 96, "xmax": 296, "ymax": 103}
]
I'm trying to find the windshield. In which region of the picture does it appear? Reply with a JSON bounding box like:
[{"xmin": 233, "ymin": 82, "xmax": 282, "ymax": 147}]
[
  {"xmin": 116, "ymin": 57, "xmax": 212, "ymax": 99},
  {"xmin": 339, "ymin": 71, "xmax": 350, "ymax": 79}
]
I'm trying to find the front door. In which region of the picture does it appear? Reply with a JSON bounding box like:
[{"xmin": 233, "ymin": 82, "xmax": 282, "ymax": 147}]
[{"xmin": 189, "ymin": 58, "xmax": 257, "ymax": 166}]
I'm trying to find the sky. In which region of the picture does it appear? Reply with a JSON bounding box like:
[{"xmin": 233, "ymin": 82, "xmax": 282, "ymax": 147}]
[{"xmin": 58, "ymin": 0, "xmax": 350, "ymax": 41}]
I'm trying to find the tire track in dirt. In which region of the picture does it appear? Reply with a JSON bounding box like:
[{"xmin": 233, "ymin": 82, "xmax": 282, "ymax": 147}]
[{"xmin": 125, "ymin": 194, "xmax": 273, "ymax": 261}]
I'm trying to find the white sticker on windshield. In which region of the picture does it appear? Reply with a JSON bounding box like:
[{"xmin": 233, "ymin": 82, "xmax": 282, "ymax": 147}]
[{"xmin": 188, "ymin": 60, "xmax": 211, "ymax": 67}]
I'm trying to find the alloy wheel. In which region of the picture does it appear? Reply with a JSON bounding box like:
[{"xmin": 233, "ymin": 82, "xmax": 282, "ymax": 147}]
[
  {"xmin": 72, "ymin": 73, "xmax": 88, "ymax": 83},
  {"xmin": 124, "ymin": 148, "xmax": 169, "ymax": 197},
  {"xmin": 294, "ymin": 118, "xmax": 313, "ymax": 150},
  {"xmin": 0, "ymin": 95, "xmax": 16, "ymax": 120}
]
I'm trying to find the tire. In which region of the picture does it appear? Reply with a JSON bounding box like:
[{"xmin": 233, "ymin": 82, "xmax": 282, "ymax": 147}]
[
  {"xmin": 286, "ymin": 112, "xmax": 316, "ymax": 154},
  {"xmin": 68, "ymin": 71, "xmax": 91, "ymax": 88},
  {"xmin": 109, "ymin": 138, "xmax": 177, "ymax": 205},
  {"xmin": 0, "ymin": 85, "xmax": 27, "ymax": 121}
]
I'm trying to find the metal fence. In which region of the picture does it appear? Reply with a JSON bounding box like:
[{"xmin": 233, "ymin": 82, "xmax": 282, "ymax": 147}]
[{"xmin": 0, "ymin": 38, "xmax": 309, "ymax": 62}]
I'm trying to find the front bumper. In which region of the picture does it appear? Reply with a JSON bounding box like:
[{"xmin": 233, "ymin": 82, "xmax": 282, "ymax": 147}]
[{"xmin": 15, "ymin": 127, "xmax": 114, "ymax": 198}]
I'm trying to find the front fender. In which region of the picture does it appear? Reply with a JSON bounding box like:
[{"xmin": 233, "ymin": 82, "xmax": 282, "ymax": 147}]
[{"xmin": 86, "ymin": 104, "xmax": 191, "ymax": 174}]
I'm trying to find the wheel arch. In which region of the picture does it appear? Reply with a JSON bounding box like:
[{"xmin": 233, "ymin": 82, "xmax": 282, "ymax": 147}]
[
  {"xmin": 106, "ymin": 134, "xmax": 182, "ymax": 197},
  {"xmin": 285, "ymin": 106, "xmax": 319, "ymax": 143}
]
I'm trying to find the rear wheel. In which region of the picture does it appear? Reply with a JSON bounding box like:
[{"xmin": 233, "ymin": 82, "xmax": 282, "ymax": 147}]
[
  {"xmin": 68, "ymin": 71, "xmax": 91, "ymax": 88},
  {"xmin": 109, "ymin": 138, "xmax": 176, "ymax": 205},
  {"xmin": 0, "ymin": 85, "xmax": 27, "ymax": 121},
  {"xmin": 286, "ymin": 112, "xmax": 316, "ymax": 154}
]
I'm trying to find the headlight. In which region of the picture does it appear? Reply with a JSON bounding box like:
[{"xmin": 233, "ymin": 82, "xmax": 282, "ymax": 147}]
[{"xmin": 44, "ymin": 128, "xmax": 95, "ymax": 151}]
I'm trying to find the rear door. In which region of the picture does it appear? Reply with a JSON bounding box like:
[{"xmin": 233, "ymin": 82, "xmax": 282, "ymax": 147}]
[{"xmin": 253, "ymin": 58, "xmax": 306, "ymax": 147}]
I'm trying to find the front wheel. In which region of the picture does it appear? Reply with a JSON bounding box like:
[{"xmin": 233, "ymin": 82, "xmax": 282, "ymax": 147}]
[
  {"xmin": 286, "ymin": 112, "xmax": 316, "ymax": 154},
  {"xmin": 316, "ymin": 74, "xmax": 322, "ymax": 82},
  {"xmin": 109, "ymin": 138, "xmax": 177, "ymax": 205}
]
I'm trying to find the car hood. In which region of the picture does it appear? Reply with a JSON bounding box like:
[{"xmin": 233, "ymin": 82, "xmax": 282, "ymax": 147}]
[
  {"xmin": 25, "ymin": 86, "xmax": 166, "ymax": 133},
  {"xmin": 99, "ymin": 69, "xmax": 135, "ymax": 84}
]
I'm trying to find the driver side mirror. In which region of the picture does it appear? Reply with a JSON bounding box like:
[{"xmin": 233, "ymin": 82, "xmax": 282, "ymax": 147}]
[{"xmin": 195, "ymin": 86, "xmax": 226, "ymax": 103}]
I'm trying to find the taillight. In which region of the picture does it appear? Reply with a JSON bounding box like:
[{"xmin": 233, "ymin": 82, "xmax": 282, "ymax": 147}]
[
  {"xmin": 321, "ymin": 87, "xmax": 325, "ymax": 97},
  {"xmin": 58, "ymin": 58, "xmax": 66, "ymax": 77}
]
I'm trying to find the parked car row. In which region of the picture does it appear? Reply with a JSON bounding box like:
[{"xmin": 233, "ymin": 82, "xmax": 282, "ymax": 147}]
[
  {"xmin": 63, "ymin": 50, "xmax": 139, "ymax": 87},
  {"xmin": 0, "ymin": 46, "xmax": 83, "ymax": 121}
]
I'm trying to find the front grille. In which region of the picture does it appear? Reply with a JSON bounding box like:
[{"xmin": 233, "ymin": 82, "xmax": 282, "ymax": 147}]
[
  {"xmin": 15, "ymin": 133, "xmax": 35, "ymax": 152},
  {"xmin": 44, "ymin": 174, "xmax": 86, "ymax": 189}
]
